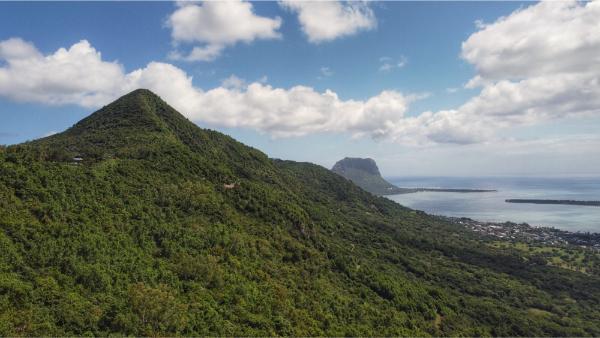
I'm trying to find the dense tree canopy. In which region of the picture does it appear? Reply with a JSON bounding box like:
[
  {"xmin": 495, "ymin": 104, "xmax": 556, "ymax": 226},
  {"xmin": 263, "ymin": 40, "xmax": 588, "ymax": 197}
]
[{"xmin": 0, "ymin": 90, "xmax": 599, "ymax": 336}]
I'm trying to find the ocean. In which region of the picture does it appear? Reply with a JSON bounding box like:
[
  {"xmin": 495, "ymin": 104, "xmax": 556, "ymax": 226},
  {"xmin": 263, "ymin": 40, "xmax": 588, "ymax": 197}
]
[{"xmin": 386, "ymin": 176, "xmax": 600, "ymax": 233}]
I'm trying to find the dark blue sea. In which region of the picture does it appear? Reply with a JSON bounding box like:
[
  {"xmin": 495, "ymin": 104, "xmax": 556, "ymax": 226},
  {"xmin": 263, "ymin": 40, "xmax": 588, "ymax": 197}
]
[{"xmin": 387, "ymin": 176, "xmax": 600, "ymax": 233}]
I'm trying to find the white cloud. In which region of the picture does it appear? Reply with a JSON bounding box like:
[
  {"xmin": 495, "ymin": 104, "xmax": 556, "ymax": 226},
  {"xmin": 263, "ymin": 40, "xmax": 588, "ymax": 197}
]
[
  {"xmin": 221, "ymin": 74, "xmax": 246, "ymax": 89},
  {"xmin": 0, "ymin": 38, "xmax": 126, "ymax": 107},
  {"xmin": 5, "ymin": 0, "xmax": 598, "ymax": 149},
  {"xmin": 280, "ymin": 0, "xmax": 376, "ymax": 43},
  {"xmin": 0, "ymin": 38, "xmax": 417, "ymax": 140},
  {"xmin": 462, "ymin": 1, "xmax": 600, "ymax": 81},
  {"xmin": 388, "ymin": 0, "xmax": 600, "ymax": 145},
  {"xmin": 184, "ymin": 85, "xmax": 417, "ymax": 138},
  {"xmin": 167, "ymin": 1, "xmax": 281, "ymax": 61},
  {"xmin": 379, "ymin": 56, "xmax": 407, "ymax": 72},
  {"xmin": 0, "ymin": 37, "xmax": 41, "ymax": 60},
  {"xmin": 473, "ymin": 19, "xmax": 486, "ymax": 30}
]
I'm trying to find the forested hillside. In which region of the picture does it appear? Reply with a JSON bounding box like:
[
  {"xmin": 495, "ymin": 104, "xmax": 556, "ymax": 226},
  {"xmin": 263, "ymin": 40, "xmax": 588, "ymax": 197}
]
[{"xmin": 0, "ymin": 90, "xmax": 599, "ymax": 336}]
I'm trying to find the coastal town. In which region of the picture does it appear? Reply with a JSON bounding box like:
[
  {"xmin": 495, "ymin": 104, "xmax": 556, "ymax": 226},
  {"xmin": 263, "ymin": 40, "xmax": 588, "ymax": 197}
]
[{"xmin": 439, "ymin": 215, "xmax": 600, "ymax": 250}]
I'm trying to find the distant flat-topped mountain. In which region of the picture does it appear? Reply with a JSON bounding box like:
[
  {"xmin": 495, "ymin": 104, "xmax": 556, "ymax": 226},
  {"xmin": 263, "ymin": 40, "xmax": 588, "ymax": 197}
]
[
  {"xmin": 331, "ymin": 157, "xmax": 411, "ymax": 195},
  {"xmin": 332, "ymin": 157, "xmax": 497, "ymax": 196}
]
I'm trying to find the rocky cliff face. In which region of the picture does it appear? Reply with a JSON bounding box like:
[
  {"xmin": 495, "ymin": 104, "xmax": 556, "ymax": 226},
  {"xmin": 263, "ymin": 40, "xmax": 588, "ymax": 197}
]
[
  {"xmin": 331, "ymin": 157, "xmax": 407, "ymax": 195},
  {"xmin": 331, "ymin": 157, "xmax": 381, "ymax": 176}
]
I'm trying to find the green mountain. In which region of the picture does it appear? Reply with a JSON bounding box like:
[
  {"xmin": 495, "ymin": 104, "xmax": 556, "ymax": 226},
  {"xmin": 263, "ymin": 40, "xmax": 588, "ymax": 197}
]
[
  {"xmin": 331, "ymin": 157, "xmax": 410, "ymax": 195},
  {"xmin": 1, "ymin": 89, "xmax": 599, "ymax": 336}
]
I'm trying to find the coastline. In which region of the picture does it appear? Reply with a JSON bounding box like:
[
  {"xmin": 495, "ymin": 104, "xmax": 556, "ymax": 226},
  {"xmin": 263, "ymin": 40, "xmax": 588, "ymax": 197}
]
[
  {"xmin": 437, "ymin": 215, "xmax": 600, "ymax": 249},
  {"xmin": 387, "ymin": 176, "xmax": 600, "ymax": 232},
  {"xmin": 383, "ymin": 187, "xmax": 497, "ymax": 195},
  {"xmin": 506, "ymin": 199, "xmax": 600, "ymax": 207}
]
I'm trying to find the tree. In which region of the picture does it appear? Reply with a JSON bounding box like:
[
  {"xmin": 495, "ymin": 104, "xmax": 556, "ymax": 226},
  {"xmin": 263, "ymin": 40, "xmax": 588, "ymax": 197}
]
[{"xmin": 128, "ymin": 283, "xmax": 188, "ymax": 335}]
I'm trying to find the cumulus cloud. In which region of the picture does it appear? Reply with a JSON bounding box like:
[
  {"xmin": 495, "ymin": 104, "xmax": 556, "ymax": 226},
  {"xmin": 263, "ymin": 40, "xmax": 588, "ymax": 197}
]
[
  {"xmin": 221, "ymin": 74, "xmax": 247, "ymax": 89},
  {"xmin": 0, "ymin": 37, "xmax": 41, "ymax": 60},
  {"xmin": 167, "ymin": 1, "xmax": 282, "ymax": 61},
  {"xmin": 462, "ymin": 1, "xmax": 600, "ymax": 81},
  {"xmin": 4, "ymin": 0, "xmax": 598, "ymax": 147},
  {"xmin": 280, "ymin": 0, "xmax": 376, "ymax": 43},
  {"xmin": 167, "ymin": 0, "xmax": 598, "ymax": 145},
  {"xmin": 0, "ymin": 38, "xmax": 417, "ymax": 140},
  {"xmin": 184, "ymin": 85, "xmax": 417, "ymax": 138},
  {"xmin": 389, "ymin": 0, "xmax": 600, "ymax": 144},
  {"xmin": 0, "ymin": 38, "xmax": 126, "ymax": 107}
]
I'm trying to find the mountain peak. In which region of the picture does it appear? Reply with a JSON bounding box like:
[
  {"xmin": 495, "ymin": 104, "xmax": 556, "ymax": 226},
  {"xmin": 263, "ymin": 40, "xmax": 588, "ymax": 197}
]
[
  {"xmin": 332, "ymin": 157, "xmax": 381, "ymax": 176},
  {"xmin": 123, "ymin": 88, "xmax": 159, "ymax": 98},
  {"xmin": 332, "ymin": 157, "xmax": 405, "ymax": 195},
  {"xmin": 67, "ymin": 89, "xmax": 172, "ymax": 134},
  {"xmin": 31, "ymin": 89, "xmax": 200, "ymax": 158},
  {"xmin": 110, "ymin": 88, "xmax": 165, "ymax": 109}
]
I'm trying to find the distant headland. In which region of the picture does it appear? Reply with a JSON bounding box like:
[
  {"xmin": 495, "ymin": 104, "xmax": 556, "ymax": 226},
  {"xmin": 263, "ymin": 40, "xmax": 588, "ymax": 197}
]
[
  {"xmin": 506, "ymin": 199, "xmax": 600, "ymax": 207},
  {"xmin": 331, "ymin": 157, "xmax": 496, "ymax": 196}
]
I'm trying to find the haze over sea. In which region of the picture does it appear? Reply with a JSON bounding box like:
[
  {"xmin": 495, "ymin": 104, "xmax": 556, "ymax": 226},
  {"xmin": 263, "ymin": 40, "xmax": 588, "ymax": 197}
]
[{"xmin": 387, "ymin": 176, "xmax": 600, "ymax": 233}]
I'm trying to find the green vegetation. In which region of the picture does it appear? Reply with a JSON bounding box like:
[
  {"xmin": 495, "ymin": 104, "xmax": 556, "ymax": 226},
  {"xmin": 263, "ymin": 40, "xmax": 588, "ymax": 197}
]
[
  {"xmin": 1, "ymin": 89, "xmax": 599, "ymax": 336},
  {"xmin": 491, "ymin": 241, "xmax": 600, "ymax": 276}
]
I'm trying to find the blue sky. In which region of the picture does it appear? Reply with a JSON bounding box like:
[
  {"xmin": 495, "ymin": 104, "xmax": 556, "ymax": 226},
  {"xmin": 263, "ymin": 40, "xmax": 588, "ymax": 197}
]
[{"xmin": 1, "ymin": 1, "xmax": 599, "ymax": 176}]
